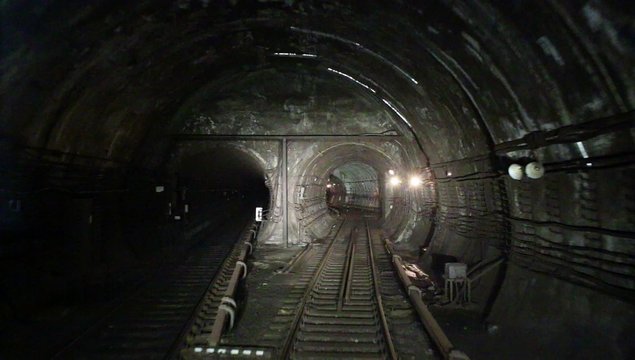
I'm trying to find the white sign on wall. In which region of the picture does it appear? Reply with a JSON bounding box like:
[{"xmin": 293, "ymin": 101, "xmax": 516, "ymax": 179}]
[{"xmin": 255, "ymin": 207, "xmax": 263, "ymax": 222}]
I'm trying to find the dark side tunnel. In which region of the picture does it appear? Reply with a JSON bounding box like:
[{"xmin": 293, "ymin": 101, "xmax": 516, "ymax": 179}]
[
  {"xmin": 1, "ymin": 1, "xmax": 634, "ymax": 359},
  {"xmin": 176, "ymin": 146, "xmax": 271, "ymax": 212}
]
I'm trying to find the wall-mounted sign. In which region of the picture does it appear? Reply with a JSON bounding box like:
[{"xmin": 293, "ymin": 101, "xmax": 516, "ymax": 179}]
[{"xmin": 255, "ymin": 207, "xmax": 263, "ymax": 222}]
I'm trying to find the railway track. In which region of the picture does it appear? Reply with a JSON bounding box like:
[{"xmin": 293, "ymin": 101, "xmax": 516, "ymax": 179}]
[
  {"xmin": 281, "ymin": 220, "xmax": 398, "ymax": 359},
  {"xmin": 180, "ymin": 223, "xmax": 257, "ymax": 350},
  {"xmin": 53, "ymin": 219, "xmax": 251, "ymax": 360},
  {"xmin": 180, "ymin": 216, "xmax": 450, "ymax": 359}
]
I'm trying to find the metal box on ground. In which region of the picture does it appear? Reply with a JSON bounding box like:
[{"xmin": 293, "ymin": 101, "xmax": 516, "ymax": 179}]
[{"xmin": 444, "ymin": 262, "xmax": 467, "ymax": 279}]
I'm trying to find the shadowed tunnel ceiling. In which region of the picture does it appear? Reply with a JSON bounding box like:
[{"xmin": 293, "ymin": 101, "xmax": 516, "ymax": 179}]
[
  {"xmin": 177, "ymin": 147, "xmax": 265, "ymax": 190},
  {"xmin": 1, "ymin": 0, "xmax": 635, "ymax": 358},
  {"xmin": 2, "ymin": 1, "xmax": 633, "ymax": 168}
]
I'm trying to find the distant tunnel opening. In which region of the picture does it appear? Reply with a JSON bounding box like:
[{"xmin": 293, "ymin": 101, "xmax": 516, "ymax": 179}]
[
  {"xmin": 174, "ymin": 145, "xmax": 270, "ymax": 221},
  {"xmin": 294, "ymin": 143, "xmax": 415, "ymax": 243},
  {"xmin": 1, "ymin": 1, "xmax": 633, "ymax": 358},
  {"xmin": 325, "ymin": 162, "xmax": 381, "ymax": 214}
]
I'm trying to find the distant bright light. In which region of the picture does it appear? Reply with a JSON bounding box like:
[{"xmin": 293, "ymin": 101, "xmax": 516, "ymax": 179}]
[
  {"xmin": 388, "ymin": 169, "xmax": 395, "ymax": 176},
  {"xmin": 409, "ymin": 175, "xmax": 423, "ymax": 187},
  {"xmin": 389, "ymin": 176, "xmax": 401, "ymax": 186},
  {"xmin": 326, "ymin": 183, "xmax": 332, "ymax": 188}
]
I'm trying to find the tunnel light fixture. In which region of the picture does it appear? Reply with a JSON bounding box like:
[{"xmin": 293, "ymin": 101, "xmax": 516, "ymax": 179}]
[
  {"xmin": 408, "ymin": 175, "xmax": 423, "ymax": 187},
  {"xmin": 576, "ymin": 141, "xmax": 589, "ymax": 159},
  {"xmin": 525, "ymin": 162, "xmax": 545, "ymax": 179},
  {"xmin": 382, "ymin": 99, "xmax": 413, "ymax": 128},
  {"xmin": 576, "ymin": 142, "xmax": 593, "ymax": 168},
  {"xmin": 389, "ymin": 176, "xmax": 401, "ymax": 186},
  {"xmin": 272, "ymin": 52, "xmax": 317, "ymax": 58},
  {"xmin": 388, "ymin": 169, "xmax": 395, "ymax": 176},
  {"xmin": 327, "ymin": 67, "xmax": 376, "ymax": 93},
  {"xmin": 508, "ymin": 164, "xmax": 524, "ymax": 180}
]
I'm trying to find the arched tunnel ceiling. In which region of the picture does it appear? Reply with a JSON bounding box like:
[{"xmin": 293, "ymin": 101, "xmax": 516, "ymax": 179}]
[
  {"xmin": 2, "ymin": 0, "xmax": 633, "ymax": 177},
  {"xmin": 298, "ymin": 142, "xmax": 402, "ymax": 185},
  {"xmin": 333, "ymin": 162, "xmax": 378, "ymax": 184},
  {"xmin": 1, "ymin": 3, "xmax": 634, "ymax": 356},
  {"xmin": 172, "ymin": 66, "xmax": 396, "ymax": 135}
]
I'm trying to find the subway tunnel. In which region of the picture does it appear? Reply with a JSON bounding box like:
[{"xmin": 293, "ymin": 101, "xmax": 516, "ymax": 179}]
[{"xmin": 0, "ymin": 1, "xmax": 634, "ymax": 359}]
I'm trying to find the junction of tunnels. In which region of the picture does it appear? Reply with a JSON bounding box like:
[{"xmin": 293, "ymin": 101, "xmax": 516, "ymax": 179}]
[{"xmin": 1, "ymin": 1, "xmax": 634, "ymax": 359}]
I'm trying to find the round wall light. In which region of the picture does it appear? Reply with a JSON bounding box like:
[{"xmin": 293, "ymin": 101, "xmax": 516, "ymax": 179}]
[
  {"xmin": 508, "ymin": 164, "xmax": 524, "ymax": 180},
  {"xmin": 526, "ymin": 162, "xmax": 545, "ymax": 179}
]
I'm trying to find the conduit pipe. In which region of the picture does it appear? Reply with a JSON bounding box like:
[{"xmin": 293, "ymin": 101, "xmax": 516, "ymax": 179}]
[
  {"xmin": 385, "ymin": 240, "xmax": 469, "ymax": 360},
  {"xmin": 208, "ymin": 222, "xmax": 259, "ymax": 345}
]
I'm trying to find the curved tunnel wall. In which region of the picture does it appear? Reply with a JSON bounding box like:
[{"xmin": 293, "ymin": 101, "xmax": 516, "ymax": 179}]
[
  {"xmin": 1, "ymin": 0, "xmax": 634, "ymax": 357},
  {"xmin": 331, "ymin": 162, "xmax": 380, "ymax": 210},
  {"xmin": 289, "ymin": 141, "xmax": 430, "ymax": 245}
]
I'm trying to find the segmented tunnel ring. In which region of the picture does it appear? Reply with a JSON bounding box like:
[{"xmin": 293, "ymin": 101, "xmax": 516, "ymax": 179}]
[{"xmin": 1, "ymin": 1, "xmax": 633, "ymax": 359}]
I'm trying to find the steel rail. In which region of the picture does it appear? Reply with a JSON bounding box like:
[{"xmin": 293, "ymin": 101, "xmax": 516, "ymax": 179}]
[
  {"xmin": 365, "ymin": 221, "xmax": 398, "ymax": 360},
  {"xmin": 281, "ymin": 243, "xmax": 313, "ymax": 273},
  {"xmin": 279, "ymin": 219, "xmax": 347, "ymax": 359},
  {"xmin": 338, "ymin": 230, "xmax": 356, "ymax": 311},
  {"xmin": 281, "ymin": 220, "xmax": 400, "ymax": 359}
]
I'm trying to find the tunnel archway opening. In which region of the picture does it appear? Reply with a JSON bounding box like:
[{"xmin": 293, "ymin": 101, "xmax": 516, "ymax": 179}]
[
  {"xmin": 1, "ymin": 1, "xmax": 632, "ymax": 358},
  {"xmin": 324, "ymin": 161, "xmax": 381, "ymax": 217},
  {"xmin": 173, "ymin": 145, "xmax": 271, "ymax": 225},
  {"xmin": 324, "ymin": 174, "xmax": 344, "ymax": 214},
  {"xmin": 293, "ymin": 142, "xmax": 418, "ymax": 245}
]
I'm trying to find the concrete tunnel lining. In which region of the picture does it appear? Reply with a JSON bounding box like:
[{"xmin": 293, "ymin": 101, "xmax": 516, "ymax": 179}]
[
  {"xmin": 288, "ymin": 141, "xmax": 432, "ymax": 247},
  {"xmin": 0, "ymin": 1, "xmax": 634, "ymax": 358},
  {"xmin": 331, "ymin": 161, "xmax": 381, "ymax": 210}
]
